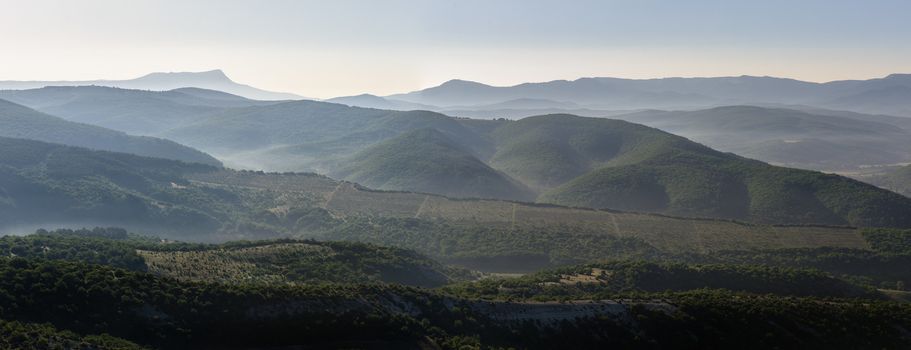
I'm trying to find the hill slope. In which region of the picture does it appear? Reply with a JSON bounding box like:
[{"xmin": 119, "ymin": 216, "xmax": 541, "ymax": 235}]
[
  {"xmin": 162, "ymin": 100, "xmax": 491, "ymax": 171},
  {"xmin": 484, "ymin": 115, "xmax": 693, "ymax": 192},
  {"xmin": 0, "ymin": 228, "xmax": 474, "ymax": 288},
  {"xmin": 867, "ymin": 165, "xmax": 911, "ymax": 197},
  {"xmin": 0, "ymin": 99, "xmax": 220, "ymax": 166},
  {"xmin": 331, "ymin": 128, "xmax": 532, "ymax": 200},
  {"xmin": 825, "ymin": 85, "xmax": 911, "ymax": 117},
  {"xmin": 161, "ymin": 100, "xmax": 911, "ymax": 227},
  {"xmin": 537, "ymin": 126, "xmax": 911, "ymax": 227},
  {"xmin": 615, "ymin": 106, "xmax": 911, "ymax": 171},
  {"xmin": 0, "ymin": 137, "xmax": 226, "ymax": 233},
  {"xmin": 2, "ymin": 257, "xmax": 909, "ymax": 349},
  {"xmin": 0, "ymin": 85, "xmax": 276, "ymax": 135},
  {"xmin": 0, "ymin": 139, "xmax": 882, "ymax": 271},
  {"xmin": 443, "ymin": 260, "xmax": 877, "ymax": 300}
]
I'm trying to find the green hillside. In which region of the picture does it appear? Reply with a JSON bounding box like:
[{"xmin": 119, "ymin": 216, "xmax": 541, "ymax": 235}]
[
  {"xmin": 1, "ymin": 252, "xmax": 911, "ymax": 348},
  {"xmin": 0, "ymin": 99, "xmax": 220, "ymax": 166},
  {"xmin": 443, "ymin": 260, "xmax": 878, "ymax": 300},
  {"xmin": 485, "ymin": 114, "xmax": 706, "ymax": 191},
  {"xmin": 188, "ymin": 170, "xmax": 877, "ymax": 271},
  {"xmin": 0, "ymin": 228, "xmax": 474, "ymax": 287},
  {"xmin": 0, "ymin": 137, "xmax": 897, "ymax": 265},
  {"xmin": 162, "ymin": 100, "xmax": 488, "ymax": 171},
  {"xmin": 22, "ymin": 90, "xmax": 905, "ymax": 228},
  {"xmin": 331, "ymin": 128, "xmax": 532, "ymax": 200},
  {"xmin": 539, "ymin": 144, "xmax": 911, "ymax": 227},
  {"xmin": 0, "ymin": 319, "xmax": 143, "ymax": 350},
  {"xmin": 0, "ymin": 137, "xmax": 229, "ymax": 233},
  {"xmin": 162, "ymin": 103, "xmax": 911, "ymax": 227}
]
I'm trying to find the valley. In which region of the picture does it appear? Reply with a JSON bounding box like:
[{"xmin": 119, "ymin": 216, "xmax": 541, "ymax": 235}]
[{"xmin": 3, "ymin": 64, "xmax": 911, "ymax": 347}]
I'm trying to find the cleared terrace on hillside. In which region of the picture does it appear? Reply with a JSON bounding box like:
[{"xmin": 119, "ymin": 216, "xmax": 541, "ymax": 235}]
[{"xmin": 187, "ymin": 171, "xmax": 868, "ymax": 254}]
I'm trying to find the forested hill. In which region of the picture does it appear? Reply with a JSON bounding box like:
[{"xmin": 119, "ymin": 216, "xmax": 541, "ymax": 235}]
[
  {"xmin": 0, "ymin": 239, "xmax": 909, "ymax": 349},
  {"xmin": 0, "ymin": 98, "xmax": 220, "ymax": 166},
  {"xmin": 7, "ymin": 86, "xmax": 909, "ymax": 227},
  {"xmin": 330, "ymin": 128, "xmax": 534, "ymax": 200},
  {"xmin": 2, "ymin": 135, "xmax": 910, "ymax": 254},
  {"xmin": 532, "ymin": 115, "xmax": 911, "ymax": 227},
  {"xmin": 157, "ymin": 99, "xmax": 911, "ymax": 227},
  {"xmin": 0, "ymin": 136, "xmax": 223, "ymax": 233},
  {"xmin": 0, "ymin": 228, "xmax": 475, "ymax": 287}
]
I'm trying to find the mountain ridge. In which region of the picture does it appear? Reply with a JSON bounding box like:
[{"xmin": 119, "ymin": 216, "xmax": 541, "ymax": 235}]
[
  {"xmin": 0, "ymin": 98, "xmax": 221, "ymax": 166},
  {"xmin": 0, "ymin": 69, "xmax": 303, "ymax": 101},
  {"xmin": 383, "ymin": 73, "xmax": 911, "ymax": 116}
]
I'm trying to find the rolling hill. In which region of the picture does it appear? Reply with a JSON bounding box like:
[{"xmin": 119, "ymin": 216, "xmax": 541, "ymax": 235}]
[
  {"xmin": 0, "ymin": 137, "xmax": 228, "ymax": 234},
  {"xmin": 7, "ymin": 229, "xmax": 910, "ymax": 349},
  {"xmin": 330, "ymin": 128, "xmax": 533, "ymax": 200},
  {"xmin": 826, "ymin": 86, "xmax": 911, "ymax": 117},
  {"xmin": 0, "ymin": 228, "xmax": 474, "ymax": 288},
  {"xmin": 614, "ymin": 106, "xmax": 911, "ymax": 171},
  {"xmin": 0, "ymin": 137, "xmax": 885, "ymax": 270},
  {"xmin": 537, "ymin": 132, "xmax": 911, "ymax": 227},
  {"xmin": 156, "ymin": 99, "xmax": 911, "ymax": 227},
  {"xmin": 325, "ymin": 93, "xmax": 434, "ymax": 110},
  {"xmin": 0, "ymin": 99, "xmax": 220, "ymax": 166},
  {"xmin": 160, "ymin": 100, "xmax": 489, "ymax": 171},
  {"xmin": 3, "ymin": 255, "xmax": 909, "ymax": 349},
  {"xmin": 476, "ymin": 114, "xmax": 911, "ymax": 227},
  {"xmin": 0, "ymin": 85, "xmax": 277, "ymax": 135}
]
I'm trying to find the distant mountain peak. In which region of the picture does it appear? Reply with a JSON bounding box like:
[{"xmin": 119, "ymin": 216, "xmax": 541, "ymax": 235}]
[
  {"xmin": 352, "ymin": 93, "xmax": 382, "ymax": 98},
  {"xmin": 135, "ymin": 69, "xmax": 234, "ymax": 83},
  {"xmin": 439, "ymin": 79, "xmax": 489, "ymax": 88},
  {"xmin": 0, "ymin": 69, "xmax": 303, "ymax": 101}
]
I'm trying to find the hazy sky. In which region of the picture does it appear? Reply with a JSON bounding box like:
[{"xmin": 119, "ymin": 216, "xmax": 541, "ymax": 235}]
[{"xmin": 1, "ymin": 0, "xmax": 910, "ymax": 98}]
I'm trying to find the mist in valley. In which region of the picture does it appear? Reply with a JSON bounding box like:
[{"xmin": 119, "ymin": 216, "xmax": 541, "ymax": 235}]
[{"xmin": 1, "ymin": 1, "xmax": 911, "ymax": 349}]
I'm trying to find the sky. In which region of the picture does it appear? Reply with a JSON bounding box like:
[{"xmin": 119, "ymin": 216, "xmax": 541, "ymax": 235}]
[{"xmin": 1, "ymin": 0, "xmax": 910, "ymax": 98}]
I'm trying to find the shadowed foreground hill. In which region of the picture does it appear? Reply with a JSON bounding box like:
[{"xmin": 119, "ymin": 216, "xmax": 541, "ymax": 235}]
[
  {"xmin": 0, "ymin": 98, "xmax": 220, "ymax": 166},
  {"xmin": 0, "ymin": 228, "xmax": 475, "ymax": 288},
  {"xmin": 443, "ymin": 260, "xmax": 878, "ymax": 300},
  {"xmin": 330, "ymin": 128, "xmax": 533, "ymax": 200},
  {"xmin": 0, "ymin": 255, "xmax": 910, "ymax": 349}
]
